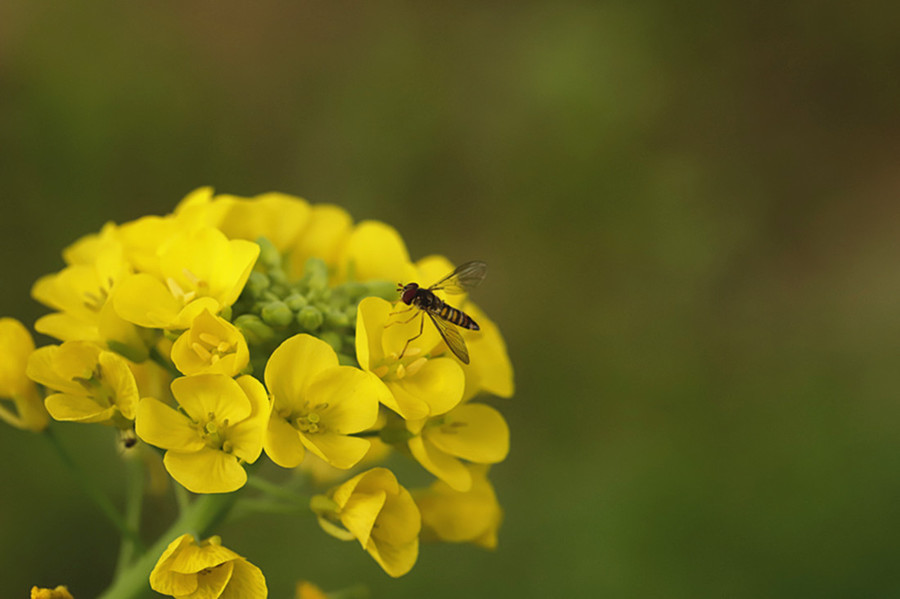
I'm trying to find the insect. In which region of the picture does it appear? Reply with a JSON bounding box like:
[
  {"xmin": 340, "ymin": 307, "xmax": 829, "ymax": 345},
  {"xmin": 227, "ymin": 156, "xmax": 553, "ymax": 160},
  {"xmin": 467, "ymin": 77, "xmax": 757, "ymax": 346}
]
[{"xmin": 394, "ymin": 260, "xmax": 487, "ymax": 364}]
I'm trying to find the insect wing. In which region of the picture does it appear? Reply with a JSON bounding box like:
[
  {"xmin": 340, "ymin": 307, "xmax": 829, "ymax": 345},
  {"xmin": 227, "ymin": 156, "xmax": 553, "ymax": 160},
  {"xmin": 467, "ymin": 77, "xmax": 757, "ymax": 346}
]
[
  {"xmin": 427, "ymin": 312, "xmax": 470, "ymax": 364},
  {"xmin": 428, "ymin": 260, "xmax": 487, "ymax": 295}
]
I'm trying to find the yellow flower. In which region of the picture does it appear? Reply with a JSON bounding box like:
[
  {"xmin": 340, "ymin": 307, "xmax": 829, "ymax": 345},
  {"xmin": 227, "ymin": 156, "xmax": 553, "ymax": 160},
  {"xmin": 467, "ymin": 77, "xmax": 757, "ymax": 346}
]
[
  {"xmin": 26, "ymin": 341, "xmax": 138, "ymax": 427},
  {"xmin": 0, "ymin": 318, "xmax": 48, "ymax": 431},
  {"xmin": 171, "ymin": 309, "xmax": 249, "ymax": 377},
  {"xmin": 356, "ymin": 297, "xmax": 465, "ymax": 421},
  {"xmin": 30, "ymin": 586, "xmax": 74, "ymax": 599},
  {"xmin": 135, "ymin": 374, "xmax": 269, "ymax": 493},
  {"xmin": 263, "ymin": 334, "xmax": 389, "ymax": 469},
  {"xmin": 31, "ymin": 232, "xmax": 148, "ymax": 361},
  {"xmin": 114, "ymin": 226, "xmax": 259, "ymax": 330},
  {"xmin": 313, "ymin": 467, "xmax": 420, "ymax": 577},
  {"xmin": 149, "ymin": 533, "xmax": 266, "ymax": 599},
  {"xmin": 415, "ymin": 464, "xmax": 503, "ymax": 549},
  {"xmin": 407, "ymin": 403, "xmax": 509, "ymax": 492}
]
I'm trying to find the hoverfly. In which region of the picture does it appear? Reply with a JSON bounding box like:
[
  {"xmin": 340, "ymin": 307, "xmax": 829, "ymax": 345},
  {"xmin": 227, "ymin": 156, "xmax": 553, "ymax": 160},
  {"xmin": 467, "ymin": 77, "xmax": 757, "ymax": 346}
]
[{"xmin": 394, "ymin": 260, "xmax": 487, "ymax": 364}]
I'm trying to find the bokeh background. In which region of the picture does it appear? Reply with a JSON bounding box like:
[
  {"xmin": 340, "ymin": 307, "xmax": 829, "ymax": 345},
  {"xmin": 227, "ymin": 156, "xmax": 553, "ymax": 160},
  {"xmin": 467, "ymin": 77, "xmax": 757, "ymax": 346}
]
[{"xmin": 3, "ymin": 2, "xmax": 900, "ymax": 597}]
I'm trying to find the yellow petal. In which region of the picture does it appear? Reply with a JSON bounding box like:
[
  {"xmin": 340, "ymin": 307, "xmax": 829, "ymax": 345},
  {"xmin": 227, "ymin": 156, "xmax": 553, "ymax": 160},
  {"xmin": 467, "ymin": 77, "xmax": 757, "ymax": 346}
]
[
  {"xmin": 0, "ymin": 318, "xmax": 35, "ymax": 397},
  {"xmin": 408, "ymin": 435, "xmax": 471, "ymax": 492},
  {"xmin": 426, "ymin": 403, "xmax": 509, "ymax": 464},
  {"xmin": 45, "ymin": 393, "xmax": 115, "ymax": 423},
  {"xmin": 136, "ymin": 397, "xmax": 205, "ymax": 452},
  {"xmin": 164, "ymin": 447, "xmax": 247, "ymax": 494},
  {"xmin": 150, "ymin": 534, "xmax": 200, "ymax": 595},
  {"xmin": 227, "ymin": 375, "xmax": 271, "ymax": 463},
  {"xmin": 288, "ymin": 203, "xmax": 353, "ymax": 279},
  {"xmin": 388, "ymin": 357, "xmax": 464, "ymax": 419},
  {"xmin": 367, "ymin": 536, "xmax": 419, "ymax": 578},
  {"xmin": 265, "ymin": 334, "xmax": 338, "ymax": 412},
  {"xmin": 171, "ymin": 374, "xmax": 251, "ymax": 426},
  {"xmin": 354, "ymin": 297, "xmax": 389, "ymax": 371},
  {"xmin": 216, "ymin": 192, "xmax": 311, "ymax": 252},
  {"xmin": 218, "ymin": 559, "xmax": 267, "ymax": 599},
  {"xmin": 337, "ymin": 221, "xmax": 417, "ymax": 283},
  {"xmin": 184, "ymin": 561, "xmax": 234, "ymax": 599},
  {"xmin": 114, "ymin": 273, "xmax": 184, "ymax": 328},
  {"xmin": 98, "ymin": 350, "xmax": 139, "ymax": 420},
  {"xmin": 305, "ymin": 367, "xmax": 384, "ymax": 433},
  {"xmin": 301, "ymin": 432, "xmax": 372, "ymax": 470},
  {"xmin": 264, "ymin": 415, "xmax": 306, "ymax": 468},
  {"xmin": 339, "ymin": 490, "xmax": 387, "ymax": 547}
]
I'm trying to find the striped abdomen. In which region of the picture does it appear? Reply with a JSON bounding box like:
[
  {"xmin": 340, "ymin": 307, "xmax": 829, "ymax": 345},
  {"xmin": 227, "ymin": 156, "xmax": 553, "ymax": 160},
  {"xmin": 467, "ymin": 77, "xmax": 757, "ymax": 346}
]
[{"xmin": 436, "ymin": 303, "xmax": 480, "ymax": 330}]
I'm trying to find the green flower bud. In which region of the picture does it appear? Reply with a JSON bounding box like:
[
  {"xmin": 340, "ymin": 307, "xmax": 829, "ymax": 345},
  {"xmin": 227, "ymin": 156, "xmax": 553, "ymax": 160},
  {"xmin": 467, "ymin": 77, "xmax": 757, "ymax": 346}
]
[
  {"xmin": 260, "ymin": 301, "xmax": 294, "ymax": 327},
  {"xmin": 256, "ymin": 237, "xmax": 281, "ymax": 270},
  {"xmin": 324, "ymin": 308, "xmax": 349, "ymax": 328},
  {"xmin": 284, "ymin": 293, "xmax": 308, "ymax": 311},
  {"xmin": 296, "ymin": 306, "xmax": 324, "ymax": 331},
  {"xmin": 234, "ymin": 314, "xmax": 275, "ymax": 344},
  {"xmin": 303, "ymin": 257, "xmax": 329, "ymax": 291},
  {"xmin": 245, "ymin": 271, "xmax": 270, "ymax": 297}
]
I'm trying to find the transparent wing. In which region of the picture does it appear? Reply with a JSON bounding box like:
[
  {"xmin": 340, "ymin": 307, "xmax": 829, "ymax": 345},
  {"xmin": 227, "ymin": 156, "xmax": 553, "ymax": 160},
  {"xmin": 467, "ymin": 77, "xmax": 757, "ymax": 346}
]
[
  {"xmin": 428, "ymin": 313, "xmax": 470, "ymax": 364},
  {"xmin": 428, "ymin": 260, "xmax": 487, "ymax": 295}
]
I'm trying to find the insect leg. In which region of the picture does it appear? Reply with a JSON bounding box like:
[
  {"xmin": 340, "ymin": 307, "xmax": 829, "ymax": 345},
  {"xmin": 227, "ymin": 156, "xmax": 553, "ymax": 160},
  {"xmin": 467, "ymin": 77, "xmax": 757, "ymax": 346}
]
[
  {"xmin": 398, "ymin": 312, "xmax": 425, "ymax": 360},
  {"xmin": 384, "ymin": 306, "xmax": 419, "ymax": 328}
]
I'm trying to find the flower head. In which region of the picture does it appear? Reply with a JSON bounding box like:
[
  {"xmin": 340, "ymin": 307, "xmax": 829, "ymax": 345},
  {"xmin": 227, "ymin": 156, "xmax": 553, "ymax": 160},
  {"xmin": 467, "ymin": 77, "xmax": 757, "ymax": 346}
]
[
  {"xmin": 356, "ymin": 297, "xmax": 465, "ymax": 421},
  {"xmin": 0, "ymin": 318, "xmax": 48, "ymax": 431},
  {"xmin": 264, "ymin": 334, "xmax": 389, "ymax": 469},
  {"xmin": 415, "ymin": 464, "xmax": 503, "ymax": 549},
  {"xmin": 149, "ymin": 533, "xmax": 266, "ymax": 599},
  {"xmin": 30, "ymin": 586, "xmax": 74, "ymax": 599},
  {"xmin": 171, "ymin": 309, "xmax": 249, "ymax": 377},
  {"xmin": 313, "ymin": 467, "xmax": 420, "ymax": 577},
  {"xmin": 26, "ymin": 341, "xmax": 138, "ymax": 427},
  {"xmin": 407, "ymin": 402, "xmax": 510, "ymax": 492},
  {"xmin": 136, "ymin": 374, "xmax": 269, "ymax": 493}
]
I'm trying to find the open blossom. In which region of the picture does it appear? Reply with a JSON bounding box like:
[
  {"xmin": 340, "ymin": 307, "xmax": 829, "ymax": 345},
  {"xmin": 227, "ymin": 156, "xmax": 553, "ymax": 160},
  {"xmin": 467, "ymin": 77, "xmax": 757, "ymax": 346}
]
[
  {"xmin": 313, "ymin": 467, "xmax": 421, "ymax": 577},
  {"xmin": 26, "ymin": 340, "xmax": 138, "ymax": 427},
  {"xmin": 264, "ymin": 334, "xmax": 390, "ymax": 469},
  {"xmin": 356, "ymin": 296, "xmax": 465, "ymax": 421},
  {"xmin": 171, "ymin": 309, "xmax": 249, "ymax": 376},
  {"xmin": 0, "ymin": 318, "xmax": 48, "ymax": 431},
  {"xmin": 407, "ymin": 402, "xmax": 510, "ymax": 492},
  {"xmin": 114, "ymin": 225, "xmax": 259, "ymax": 330},
  {"xmin": 136, "ymin": 374, "xmax": 269, "ymax": 493},
  {"xmin": 150, "ymin": 534, "xmax": 266, "ymax": 599}
]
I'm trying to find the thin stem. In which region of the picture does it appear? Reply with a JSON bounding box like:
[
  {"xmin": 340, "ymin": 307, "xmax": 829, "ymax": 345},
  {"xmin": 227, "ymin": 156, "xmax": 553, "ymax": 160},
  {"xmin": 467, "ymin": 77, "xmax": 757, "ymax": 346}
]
[
  {"xmin": 43, "ymin": 427, "xmax": 143, "ymax": 548},
  {"xmin": 98, "ymin": 492, "xmax": 238, "ymax": 599},
  {"xmin": 245, "ymin": 474, "xmax": 309, "ymax": 505},
  {"xmin": 116, "ymin": 451, "xmax": 145, "ymax": 575},
  {"xmin": 148, "ymin": 345, "xmax": 179, "ymax": 378}
]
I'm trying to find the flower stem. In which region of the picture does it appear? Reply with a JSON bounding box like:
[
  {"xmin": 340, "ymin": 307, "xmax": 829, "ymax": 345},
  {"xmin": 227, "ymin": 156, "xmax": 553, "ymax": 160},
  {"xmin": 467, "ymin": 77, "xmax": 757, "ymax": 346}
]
[
  {"xmin": 43, "ymin": 427, "xmax": 143, "ymax": 549},
  {"xmin": 98, "ymin": 492, "xmax": 238, "ymax": 599},
  {"xmin": 245, "ymin": 473, "xmax": 308, "ymax": 504},
  {"xmin": 116, "ymin": 450, "xmax": 145, "ymax": 575}
]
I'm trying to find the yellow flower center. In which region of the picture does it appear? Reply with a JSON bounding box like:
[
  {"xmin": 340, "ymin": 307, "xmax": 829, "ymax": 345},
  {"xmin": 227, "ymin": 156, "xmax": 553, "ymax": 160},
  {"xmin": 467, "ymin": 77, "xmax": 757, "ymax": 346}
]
[
  {"xmin": 82, "ymin": 286, "xmax": 110, "ymax": 312},
  {"xmin": 191, "ymin": 332, "xmax": 237, "ymax": 365},
  {"xmin": 166, "ymin": 268, "xmax": 210, "ymax": 305},
  {"xmin": 372, "ymin": 353, "xmax": 427, "ymax": 382},
  {"xmin": 197, "ymin": 412, "xmax": 232, "ymax": 451},
  {"xmin": 285, "ymin": 402, "xmax": 330, "ymax": 434}
]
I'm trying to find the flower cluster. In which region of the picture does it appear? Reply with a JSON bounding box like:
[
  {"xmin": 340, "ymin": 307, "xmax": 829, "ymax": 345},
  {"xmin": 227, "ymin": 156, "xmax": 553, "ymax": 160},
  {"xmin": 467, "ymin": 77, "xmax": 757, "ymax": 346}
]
[{"xmin": 1, "ymin": 188, "xmax": 514, "ymax": 596}]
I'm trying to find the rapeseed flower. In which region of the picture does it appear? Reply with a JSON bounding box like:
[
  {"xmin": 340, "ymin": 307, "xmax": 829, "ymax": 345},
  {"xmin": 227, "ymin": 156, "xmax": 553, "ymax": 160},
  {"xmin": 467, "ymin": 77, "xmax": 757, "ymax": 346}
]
[
  {"xmin": 313, "ymin": 467, "xmax": 420, "ymax": 577},
  {"xmin": 149, "ymin": 533, "xmax": 266, "ymax": 599},
  {"xmin": 264, "ymin": 334, "xmax": 389, "ymax": 469},
  {"xmin": 415, "ymin": 464, "xmax": 503, "ymax": 549},
  {"xmin": 114, "ymin": 226, "xmax": 259, "ymax": 330},
  {"xmin": 0, "ymin": 318, "xmax": 48, "ymax": 431},
  {"xmin": 407, "ymin": 402, "xmax": 510, "ymax": 492},
  {"xmin": 356, "ymin": 296, "xmax": 465, "ymax": 420},
  {"xmin": 26, "ymin": 340, "xmax": 138, "ymax": 427},
  {"xmin": 136, "ymin": 374, "xmax": 269, "ymax": 493},
  {"xmin": 30, "ymin": 586, "xmax": 74, "ymax": 599},
  {"xmin": 171, "ymin": 309, "xmax": 249, "ymax": 377}
]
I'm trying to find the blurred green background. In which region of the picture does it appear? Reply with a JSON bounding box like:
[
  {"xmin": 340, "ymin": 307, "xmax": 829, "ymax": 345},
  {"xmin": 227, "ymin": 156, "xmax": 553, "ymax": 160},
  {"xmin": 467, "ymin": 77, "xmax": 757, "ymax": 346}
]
[{"xmin": 3, "ymin": 1, "xmax": 900, "ymax": 597}]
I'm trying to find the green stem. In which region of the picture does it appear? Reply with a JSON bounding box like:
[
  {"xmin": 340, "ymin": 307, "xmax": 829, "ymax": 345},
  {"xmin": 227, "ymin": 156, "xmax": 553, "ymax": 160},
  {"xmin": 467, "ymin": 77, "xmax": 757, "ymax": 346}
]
[
  {"xmin": 245, "ymin": 473, "xmax": 308, "ymax": 504},
  {"xmin": 98, "ymin": 492, "xmax": 238, "ymax": 599},
  {"xmin": 116, "ymin": 451, "xmax": 145, "ymax": 575},
  {"xmin": 43, "ymin": 427, "xmax": 143, "ymax": 548},
  {"xmin": 148, "ymin": 345, "xmax": 179, "ymax": 378}
]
